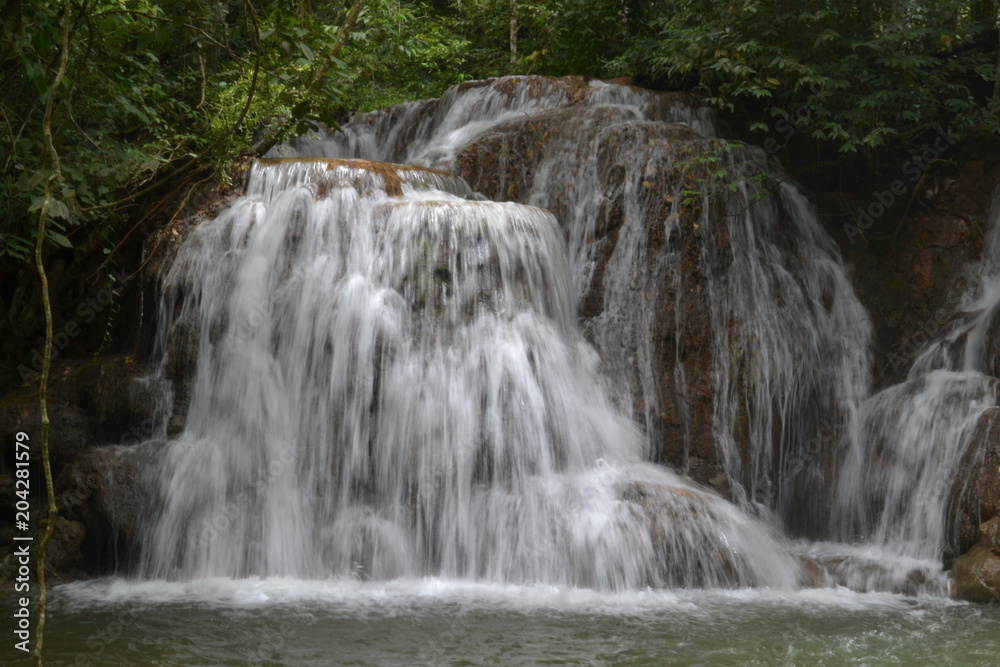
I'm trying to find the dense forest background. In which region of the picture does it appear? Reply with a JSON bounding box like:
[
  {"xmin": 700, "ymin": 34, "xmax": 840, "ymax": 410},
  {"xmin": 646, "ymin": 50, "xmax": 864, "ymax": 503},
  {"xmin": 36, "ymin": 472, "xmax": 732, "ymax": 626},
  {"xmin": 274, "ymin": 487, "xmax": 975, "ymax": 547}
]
[{"xmin": 2, "ymin": 0, "xmax": 999, "ymax": 382}]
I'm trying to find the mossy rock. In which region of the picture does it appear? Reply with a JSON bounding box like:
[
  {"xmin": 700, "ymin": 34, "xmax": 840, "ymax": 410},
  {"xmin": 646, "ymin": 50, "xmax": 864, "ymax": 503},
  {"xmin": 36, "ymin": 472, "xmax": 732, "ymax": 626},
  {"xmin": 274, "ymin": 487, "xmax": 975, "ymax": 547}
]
[{"xmin": 952, "ymin": 544, "xmax": 1000, "ymax": 602}]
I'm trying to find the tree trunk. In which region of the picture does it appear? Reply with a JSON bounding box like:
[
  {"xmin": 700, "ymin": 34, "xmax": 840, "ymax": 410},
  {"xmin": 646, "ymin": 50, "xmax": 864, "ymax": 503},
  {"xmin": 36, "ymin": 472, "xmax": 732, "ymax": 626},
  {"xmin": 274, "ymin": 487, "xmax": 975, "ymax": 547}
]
[
  {"xmin": 994, "ymin": 2, "xmax": 1000, "ymax": 108},
  {"xmin": 509, "ymin": 0, "xmax": 517, "ymax": 64}
]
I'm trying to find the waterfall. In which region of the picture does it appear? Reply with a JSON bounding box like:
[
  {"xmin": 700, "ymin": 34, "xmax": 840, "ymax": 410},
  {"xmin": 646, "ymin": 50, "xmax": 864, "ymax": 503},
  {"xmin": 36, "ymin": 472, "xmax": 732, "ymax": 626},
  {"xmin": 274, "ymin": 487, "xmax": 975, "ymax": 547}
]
[
  {"xmin": 834, "ymin": 371, "xmax": 996, "ymax": 557},
  {"xmin": 831, "ymin": 189, "xmax": 1000, "ymax": 561},
  {"xmin": 280, "ymin": 77, "xmax": 872, "ymax": 532},
  {"xmin": 142, "ymin": 156, "xmax": 797, "ymax": 588},
  {"xmin": 140, "ymin": 75, "xmax": 990, "ymax": 594}
]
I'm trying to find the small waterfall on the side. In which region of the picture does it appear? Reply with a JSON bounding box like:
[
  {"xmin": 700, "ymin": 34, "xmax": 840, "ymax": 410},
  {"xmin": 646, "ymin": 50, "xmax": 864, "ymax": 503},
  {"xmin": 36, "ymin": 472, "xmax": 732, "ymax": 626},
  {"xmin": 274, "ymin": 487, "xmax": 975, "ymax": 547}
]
[
  {"xmin": 828, "ymin": 190, "xmax": 1000, "ymax": 581},
  {"xmin": 834, "ymin": 372, "xmax": 995, "ymax": 555},
  {"xmin": 142, "ymin": 157, "xmax": 797, "ymax": 588}
]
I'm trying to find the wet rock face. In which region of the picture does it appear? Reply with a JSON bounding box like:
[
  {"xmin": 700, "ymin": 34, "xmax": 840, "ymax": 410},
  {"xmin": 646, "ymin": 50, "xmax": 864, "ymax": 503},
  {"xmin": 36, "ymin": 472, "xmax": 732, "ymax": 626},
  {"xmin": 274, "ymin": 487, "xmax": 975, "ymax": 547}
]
[
  {"xmin": 55, "ymin": 442, "xmax": 161, "ymax": 573},
  {"xmin": 0, "ymin": 442, "xmax": 155, "ymax": 579},
  {"xmin": 797, "ymin": 553, "xmax": 948, "ymax": 597},
  {"xmin": 953, "ymin": 546, "xmax": 1000, "ymax": 602},
  {"xmin": 0, "ymin": 356, "xmax": 168, "ymax": 477},
  {"xmin": 0, "ymin": 357, "xmax": 167, "ymax": 576},
  {"xmin": 952, "ymin": 516, "xmax": 1000, "ymax": 602},
  {"xmin": 953, "ymin": 407, "xmax": 1000, "ymax": 554},
  {"xmin": 950, "ymin": 408, "xmax": 1000, "ymax": 601},
  {"xmin": 984, "ymin": 304, "xmax": 1000, "ymax": 379},
  {"xmin": 455, "ymin": 109, "xmax": 726, "ymax": 489},
  {"xmin": 45, "ymin": 517, "xmax": 87, "ymax": 574},
  {"xmin": 0, "ymin": 516, "xmax": 86, "ymax": 583},
  {"xmin": 452, "ymin": 86, "xmax": 868, "ymax": 520}
]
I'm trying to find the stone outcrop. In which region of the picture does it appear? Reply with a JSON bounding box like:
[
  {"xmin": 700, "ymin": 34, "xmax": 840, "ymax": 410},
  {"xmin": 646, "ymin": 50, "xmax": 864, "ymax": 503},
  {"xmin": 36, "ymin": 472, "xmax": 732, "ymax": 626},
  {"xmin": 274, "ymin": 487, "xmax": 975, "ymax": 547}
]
[
  {"xmin": 0, "ymin": 356, "xmax": 167, "ymax": 478},
  {"xmin": 452, "ymin": 83, "xmax": 867, "ymax": 530},
  {"xmin": 952, "ymin": 516, "xmax": 1000, "ymax": 602},
  {"xmin": 54, "ymin": 441, "xmax": 162, "ymax": 573},
  {"xmin": 952, "ymin": 407, "xmax": 1000, "ymax": 553},
  {"xmin": 458, "ymin": 112, "xmax": 725, "ymax": 486},
  {"xmin": 950, "ymin": 407, "xmax": 1000, "ymax": 602}
]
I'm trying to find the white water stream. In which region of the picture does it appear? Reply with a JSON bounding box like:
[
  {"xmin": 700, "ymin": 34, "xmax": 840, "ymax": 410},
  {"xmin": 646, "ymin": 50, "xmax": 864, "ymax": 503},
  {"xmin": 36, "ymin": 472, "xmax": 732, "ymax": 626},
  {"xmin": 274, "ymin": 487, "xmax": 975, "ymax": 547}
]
[
  {"xmin": 128, "ymin": 77, "xmax": 1000, "ymax": 598},
  {"xmin": 143, "ymin": 155, "xmax": 795, "ymax": 588}
]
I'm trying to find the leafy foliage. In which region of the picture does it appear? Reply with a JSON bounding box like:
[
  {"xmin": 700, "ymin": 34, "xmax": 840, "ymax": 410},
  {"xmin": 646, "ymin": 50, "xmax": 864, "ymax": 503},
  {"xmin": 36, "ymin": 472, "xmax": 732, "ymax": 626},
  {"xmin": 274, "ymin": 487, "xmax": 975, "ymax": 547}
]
[
  {"xmin": 542, "ymin": 0, "xmax": 668, "ymax": 76},
  {"xmin": 342, "ymin": 0, "xmax": 472, "ymax": 111},
  {"xmin": 2, "ymin": 0, "xmax": 999, "ymax": 262},
  {"xmin": 640, "ymin": 1, "xmax": 999, "ymax": 158},
  {"xmin": 0, "ymin": 0, "xmax": 356, "ymax": 261}
]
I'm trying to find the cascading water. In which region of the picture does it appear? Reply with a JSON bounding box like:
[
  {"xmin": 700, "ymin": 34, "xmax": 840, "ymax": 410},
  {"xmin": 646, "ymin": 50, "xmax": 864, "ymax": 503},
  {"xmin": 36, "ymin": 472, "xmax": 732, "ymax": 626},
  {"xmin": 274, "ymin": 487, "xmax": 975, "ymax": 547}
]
[
  {"xmin": 140, "ymin": 75, "xmax": 992, "ymax": 597},
  {"xmin": 142, "ymin": 156, "xmax": 797, "ymax": 588},
  {"xmin": 282, "ymin": 77, "xmax": 872, "ymax": 533},
  {"xmin": 35, "ymin": 76, "xmax": 1000, "ymax": 667},
  {"xmin": 829, "ymin": 189, "xmax": 1000, "ymax": 571},
  {"xmin": 834, "ymin": 372, "xmax": 996, "ymax": 555}
]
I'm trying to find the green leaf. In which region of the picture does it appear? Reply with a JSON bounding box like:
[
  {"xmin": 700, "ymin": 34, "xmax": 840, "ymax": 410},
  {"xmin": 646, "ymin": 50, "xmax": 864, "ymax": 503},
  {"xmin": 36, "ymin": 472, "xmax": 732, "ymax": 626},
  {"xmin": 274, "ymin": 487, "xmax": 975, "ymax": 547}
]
[
  {"xmin": 296, "ymin": 41, "xmax": 315, "ymax": 62},
  {"xmin": 116, "ymin": 95, "xmax": 151, "ymax": 123},
  {"xmin": 48, "ymin": 231, "xmax": 73, "ymax": 248},
  {"xmin": 48, "ymin": 200, "xmax": 70, "ymax": 220}
]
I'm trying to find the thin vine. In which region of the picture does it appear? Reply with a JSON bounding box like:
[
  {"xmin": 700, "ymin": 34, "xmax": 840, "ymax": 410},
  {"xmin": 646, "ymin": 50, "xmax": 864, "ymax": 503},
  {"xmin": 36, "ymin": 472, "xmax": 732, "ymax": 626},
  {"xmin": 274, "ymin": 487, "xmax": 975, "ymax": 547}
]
[{"xmin": 33, "ymin": 0, "xmax": 72, "ymax": 663}]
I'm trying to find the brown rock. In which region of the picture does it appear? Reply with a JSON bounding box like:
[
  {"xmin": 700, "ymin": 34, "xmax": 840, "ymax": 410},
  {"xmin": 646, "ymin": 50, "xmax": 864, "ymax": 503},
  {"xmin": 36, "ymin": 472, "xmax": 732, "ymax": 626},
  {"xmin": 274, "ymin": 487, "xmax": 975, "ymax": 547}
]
[
  {"xmin": 0, "ymin": 356, "xmax": 167, "ymax": 480},
  {"xmin": 952, "ymin": 544, "xmax": 1000, "ymax": 602},
  {"xmin": 952, "ymin": 407, "xmax": 1000, "ymax": 553},
  {"xmin": 911, "ymin": 212, "xmax": 971, "ymax": 249},
  {"xmin": 983, "ymin": 305, "xmax": 1000, "ymax": 378},
  {"xmin": 44, "ymin": 517, "xmax": 87, "ymax": 573},
  {"xmin": 978, "ymin": 515, "xmax": 1000, "ymax": 553},
  {"xmin": 455, "ymin": 105, "xmax": 732, "ymax": 490},
  {"xmin": 56, "ymin": 441, "xmax": 161, "ymax": 572}
]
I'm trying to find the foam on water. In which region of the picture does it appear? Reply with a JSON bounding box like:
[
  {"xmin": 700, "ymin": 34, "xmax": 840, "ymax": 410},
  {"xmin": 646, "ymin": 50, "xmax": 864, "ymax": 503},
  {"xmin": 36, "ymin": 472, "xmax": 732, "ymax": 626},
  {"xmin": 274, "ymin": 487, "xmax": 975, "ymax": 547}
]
[{"xmin": 54, "ymin": 575, "xmax": 952, "ymax": 616}]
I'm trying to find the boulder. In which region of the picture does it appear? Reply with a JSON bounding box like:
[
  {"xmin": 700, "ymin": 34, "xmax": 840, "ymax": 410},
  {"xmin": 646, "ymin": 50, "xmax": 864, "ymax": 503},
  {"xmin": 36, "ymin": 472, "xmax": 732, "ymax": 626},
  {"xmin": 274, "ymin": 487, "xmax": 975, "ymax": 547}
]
[
  {"xmin": 0, "ymin": 356, "xmax": 168, "ymax": 480},
  {"xmin": 616, "ymin": 477, "xmax": 798, "ymax": 589},
  {"xmin": 952, "ymin": 480, "xmax": 1000, "ymax": 602},
  {"xmin": 54, "ymin": 442, "xmax": 162, "ymax": 573},
  {"xmin": 952, "ymin": 544, "xmax": 1000, "ymax": 602},
  {"xmin": 43, "ymin": 517, "xmax": 87, "ymax": 575},
  {"xmin": 952, "ymin": 407, "xmax": 1000, "ymax": 554},
  {"xmin": 796, "ymin": 552, "xmax": 947, "ymax": 597}
]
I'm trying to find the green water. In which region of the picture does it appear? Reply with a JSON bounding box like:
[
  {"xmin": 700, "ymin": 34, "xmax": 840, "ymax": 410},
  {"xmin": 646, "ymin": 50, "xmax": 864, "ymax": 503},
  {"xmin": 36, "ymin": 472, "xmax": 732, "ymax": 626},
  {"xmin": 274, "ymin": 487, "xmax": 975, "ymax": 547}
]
[{"xmin": 4, "ymin": 578, "xmax": 999, "ymax": 666}]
